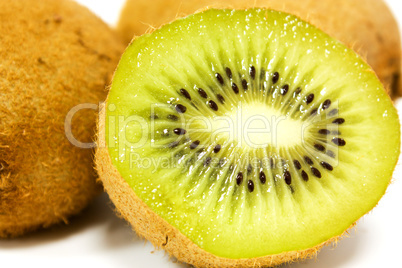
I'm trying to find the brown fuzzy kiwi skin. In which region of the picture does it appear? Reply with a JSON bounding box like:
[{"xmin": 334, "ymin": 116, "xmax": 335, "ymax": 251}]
[
  {"xmin": 0, "ymin": 0, "xmax": 125, "ymax": 238},
  {"xmin": 117, "ymin": 0, "xmax": 402, "ymax": 98},
  {"xmin": 96, "ymin": 104, "xmax": 357, "ymax": 268}
]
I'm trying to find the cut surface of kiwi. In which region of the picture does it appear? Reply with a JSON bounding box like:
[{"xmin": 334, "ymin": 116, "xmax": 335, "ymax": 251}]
[{"xmin": 100, "ymin": 9, "xmax": 400, "ymax": 265}]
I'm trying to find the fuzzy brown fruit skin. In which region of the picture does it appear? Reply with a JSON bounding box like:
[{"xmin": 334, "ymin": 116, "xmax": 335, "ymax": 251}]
[
  {"xmin": 0, "ymin": 0, "xmax": 125, "ymax": 238},
  {"xmin": 117, "ymin": 0, "xmax": 402, "ymax": 98},
  {"xmin": 96, "ymin": 105, "xmax": 354, "ymax": 268}
]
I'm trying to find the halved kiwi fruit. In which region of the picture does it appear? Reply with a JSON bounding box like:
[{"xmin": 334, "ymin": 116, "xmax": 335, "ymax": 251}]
[
  {"xmin": 117, "ymin": 0, "xmax": 402, "ymax": 98},
  {"xmin": 0, "ymin": 0, "xmax": 124, "ymax": 237},
  {"xmin": 97, "ymin": 8, "xmax": 400, "ymax": 267}
]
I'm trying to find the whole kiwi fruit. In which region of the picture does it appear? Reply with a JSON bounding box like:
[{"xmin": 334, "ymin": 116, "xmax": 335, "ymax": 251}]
[
  {"xmin": 117, "ymin": 0, "xmax": 402, "ymax": 98},
  {"xmin": 97, "ymin": 8, "xmax": 400, "ymax": 268},
  {"xmin": 0, "ymin": 0, "xmax": 124, "ymax": 238}
]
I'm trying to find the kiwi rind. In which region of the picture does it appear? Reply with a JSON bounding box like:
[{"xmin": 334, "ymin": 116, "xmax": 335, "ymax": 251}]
[
  {"xmin": 0, "ymin": 0, "xmax": 125, "ymax": 238},
  {"xmin": 117, "ymin": 0, "xmax": 402, "ymax": 98}
]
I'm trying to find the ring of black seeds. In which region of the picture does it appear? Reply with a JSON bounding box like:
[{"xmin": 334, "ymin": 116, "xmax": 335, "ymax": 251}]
[{"xmin": 162, "ymin": 67, "xmax": 348, "ymax": 195}]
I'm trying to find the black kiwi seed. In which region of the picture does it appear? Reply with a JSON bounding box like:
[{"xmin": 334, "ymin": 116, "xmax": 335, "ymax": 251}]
[
  {"xmin": 306, "ymin": 94, "xmax": 314, "ymax": 104},
  {"xmin": 198, "ymin": 88, "xmax": 208, "ymax": 98},
  {"xmin": 232, "ymin": 83, "xmax": 239, "ymax": 94},
  {"xmin": 332, "ymin": 130, "xmax": 341, "ymax": 135},
  {"xmin": 247, "ymin": 180, "xmax": 254, "ymax": 192},
  {"xmin": 214, "ymin": 144, "xmax": 221, "ymax": 153},
  {"xmin": 190, "ymin": 140, "xmax": 200, "ymax": 149},
  {"xmin": 236, "ymin": 172, "xmax": 244, "ymax": 185},
  {"xmin": 247, "ymin": 164, "xmax": 252, "ymax": 175},
  {"xmin": 204, "ymin": 157, "xmax": 212, "ymax": 167},
  {"xmin": 304, "ymin": 156, "xmax": 313, "ymax": 165},
  {"xmin": 332, "ymin": 138, "xmax": 346, "ymax": 146},
  {"xmin": 310, "ymin": 108, "xmax": 318, "ymax": 116},
  {"xmin": 284, "ymin": 171, "xmax": 292, "ymax": 185},
  {"xmin": 311, "ymin": 167, "xmax": 322, "ymax": 178},
  {"xmin": 293, "ymin": 160, "xmax": 301, "ymax": 170},
  {"xmin": 314, "ymin": 144, "xmax": 325, "ymax": 152},
  {"xmin": 301, "ymin": 170, "xmax": 309, "ymax": 181},
  {"xmin": 327, "ymin": 150, "xmax": 336, "ymax": 158},
  {"xmin": 321, "ymin": 162, "xmax": 333, "ymax": 171},
  {"xmin": 249, "ymin": 66, "xmax": 256, "ymax": 79},
  {"xmin": 180, "ymin": 88, "xmax": 191, "ymax": 100},
  {"xmin": 225, "ymin": 67, "xmax": 232, "ymax": 79},
  {"xmin": 174, "ymin": 128, "xmax": 186, "ymax": 135},
  {"xmin": 217, "ymin": 94, "xmax": 225, "ymax": 104},
  {"xmin": 150, "ymin": 114, "xmax": 158, "ymax": 120},
  {"xmin": 328, "ymin": 109, "xmax": 339, "ymax": 116},
  {"xmin": 272, "ymin": 72, "xmax": 279, "ymax": 84},
  {"xmin": 242, "ymin": 79, "xmax": 248, "ymax": 90},
  {"xmin": 168, "ymin": 141, "xmax": 180, "ymax": 148},
  {"xmin": 322, "ymin": 99, "xmax": 331, "ymax": 110},
  {"xmin": 167, "ymin": 114, "xmax": 179, "ymax": 121},
  {"xmin": 215, "ymin": 73, "xmax": 224, "ymax": 85},
  {"xmin": 280, "ymin": 85, "xmax": 289, "ymax": 95},
  {"xmin": 319, "ymin": 129, "xmax": 331, "ymax": 135},
  {"xmin": 208, "ymin": 100, "xmax": 218, "ymax": 111},
  {"xmin": 332, "ymin": 118, "xmax": 345, "ymax": 125},
  {"xmin": 259, "ymin": 171, "xmax": 266, "ymax": 184},
  {"xmin": 294, "ymin": 87, "xmax": 302, "ymax": 96},
  {"xmin": 175, "ymin": 104, "xmax": 187, "ymax": 113}
]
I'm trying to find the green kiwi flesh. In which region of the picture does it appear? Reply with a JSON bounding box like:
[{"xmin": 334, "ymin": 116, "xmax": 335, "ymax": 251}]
[{"xmin": 105, "ymin": 9, "xmax": 400, "ymax": 259}]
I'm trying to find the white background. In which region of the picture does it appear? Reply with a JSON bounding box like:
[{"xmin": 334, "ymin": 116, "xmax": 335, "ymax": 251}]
[{"xmin": 1, "ymin": 1, "xmax": 402, "ymax": 268}]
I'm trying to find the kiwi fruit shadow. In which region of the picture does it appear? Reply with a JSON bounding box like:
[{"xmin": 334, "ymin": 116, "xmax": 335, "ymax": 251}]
[{"xmin": 0, "ymin": 193, "xmax": 137, "ymax": 249}]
